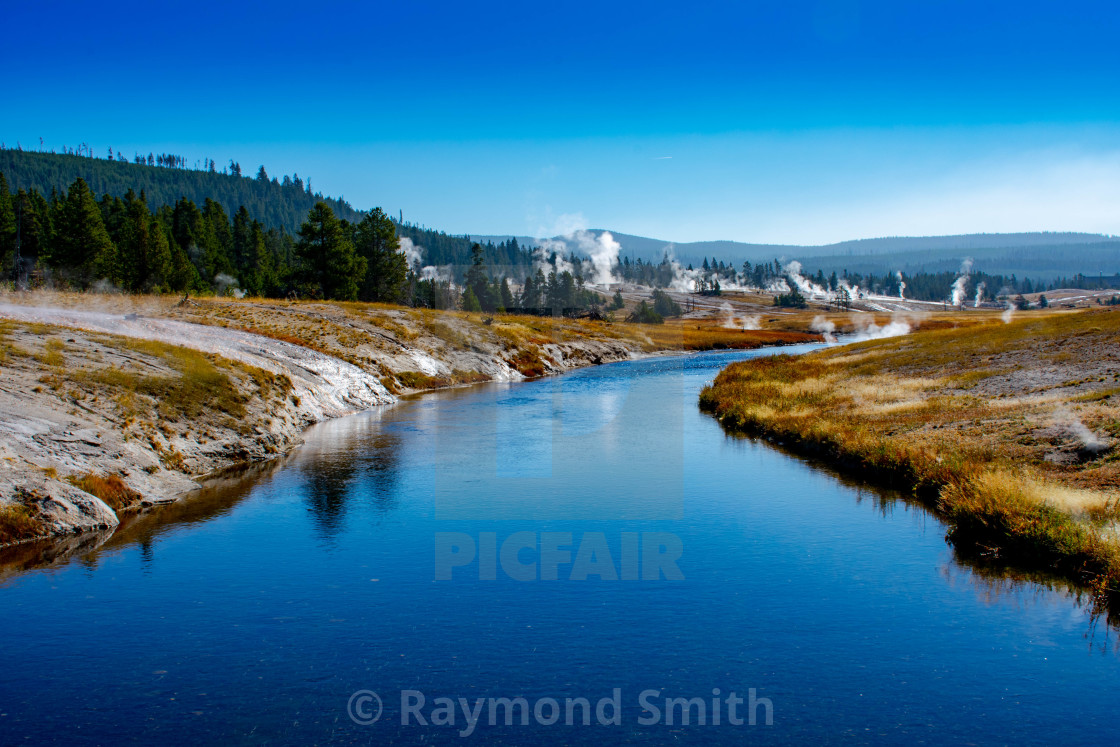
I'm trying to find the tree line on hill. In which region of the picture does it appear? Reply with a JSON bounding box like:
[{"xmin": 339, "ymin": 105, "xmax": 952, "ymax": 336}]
[
  {"xmin": 4, "ymin": 145, "xmax": 1111, "ymax": 315},
  {"xmin": 395, "ymin": 222, "xmax": 535, "ymax": 272},
  {"xmin": 0, "ymin": 147, "xmax": 360, "ymax": 235},
  {"xmin": 0, "ymin": 172, "xmax": 408, "ymax": 302},
  {"xmin": 0, "ymin": 172, "xmax": 618, "ymax": 317}
]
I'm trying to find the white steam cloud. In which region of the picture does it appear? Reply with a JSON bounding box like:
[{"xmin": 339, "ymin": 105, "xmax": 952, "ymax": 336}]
[
  {"xmin": 90, "ymin": 279, "xmax": 120, "ymax": 295},
  {"xmin": 973, "ymin": 281, "xmax": 986, "ymax": 308},
  {"xmin": 849, "ymin": 319, "xmax": 912, "ymax": 342},
  {"xmin": 950, "ymin": 258, "xmax": 973, "ymax": 306},
  {"xmin": 721, "ymin": 302, "xmax": 761, "ymax": 330},
  {"xmin": 399, "ymin": 237, "xmax": 423, "ymax": 269},
  {"xmin": 810, "ymin": 315, "xmax": 838, "ymax": 343},
  {"xmin": 531, "ymin": 214, "xmax": 617, "ymax": 286},
  {"xmin": 575, "ymin": 230, "xmax": 621, "ymax": 287},
  {"xmin": 1053, "ymin": 406, "xmax": 1111, "ymax": 454},
  {"xmin": 783, "ymin": 261, "xmax": 830, "ymax": 299},
  {"xmin": 421, "ymin": 265, "xmax": 452, "ymax": 283},
  {"xmin": 896, "ymin": 271, "xmax": 906, "ymax": 299},
  {"xmin": 1001, "ymin": 301, "xmax": 1015, "ymax": 324},
  {"xmin": 814, "ymin": 314, "xmax": 913, "ymax": 344},
  {"xmin": 214, "ymin": 273, "xmax": 243, "ymax": 298}
]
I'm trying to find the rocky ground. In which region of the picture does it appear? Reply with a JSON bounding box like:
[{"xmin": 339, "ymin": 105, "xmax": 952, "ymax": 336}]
[
  {"xmin": 0, "ymin": 293, "xmax": 651, "ymax": 545},
  {"xmin": 0, "ymin": 320, "xmax": 309, "ymax": 541},
  {"xmin": 0, "ymin": 288, "xmax": 831, "ymax": 547}
]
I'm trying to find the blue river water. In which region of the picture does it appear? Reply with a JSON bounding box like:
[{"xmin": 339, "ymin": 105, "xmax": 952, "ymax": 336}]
[{"xmin": 0, "ymin": 345, "xmax": 1116, "ymax": 744}]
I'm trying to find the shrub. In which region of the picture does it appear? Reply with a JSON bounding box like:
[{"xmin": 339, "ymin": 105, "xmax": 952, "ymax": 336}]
[
  {"xmin": 70, "ymin": 473, "xmax": 141, "ymax": 512},
  {"xmin": 0, "ymin": 503, "xmax": 45, "ymax": 544},
  {"xmin": 627, "ymin": 301, "xmax": 664, "ymax": 324}
]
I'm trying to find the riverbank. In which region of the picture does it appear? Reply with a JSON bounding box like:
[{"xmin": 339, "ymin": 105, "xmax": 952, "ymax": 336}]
[
  {"xmin": 700, "ymin": 307, "xmax": 1120, "ymax": 605},
  {"xmin": 0, "ymin": 291, "xmax": 820, "ymax": 545}
]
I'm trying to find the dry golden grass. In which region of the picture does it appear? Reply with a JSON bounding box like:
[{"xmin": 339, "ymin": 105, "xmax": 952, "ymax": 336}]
[
  {"xmin": 69, "ymin": 338, "xmax": 250, "ymax": 422},
  {"xmin": 394, "ymin": 369, "xmax": 491, "ymax": 391},
  {"xmin": 640, "ymin": 320, "xmax": 820, "ymax": 351},
  {"xmin": 0, "ymin": 503, "xmax": 45, "ymax": 545},
  {"xmin": 700, "ymin": 308, "xmax": 1120, "ymax": 602},
  {"xmin": 69, "ymin": 473, "xmax": 142, "ymax": 512}
]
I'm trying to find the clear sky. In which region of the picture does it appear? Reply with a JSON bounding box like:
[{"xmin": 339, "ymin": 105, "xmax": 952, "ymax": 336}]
[{"xmin": 6, "ymin": 0, "xmax": 1120, "ymax": 244}]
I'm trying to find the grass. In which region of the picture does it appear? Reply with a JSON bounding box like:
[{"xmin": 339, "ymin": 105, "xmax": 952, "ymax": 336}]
[
  {"xmin": 0, "ymin": 502, "xmax": 45, "ymax": 544},
  {"xmin": 641, "ymin": 320, "xmax": 820, "ymax": 351},
  {"xmin": 74, "ymin": 337, "xmax": 249, "ymax": 422},
  {"xmin": 69, "ymin": 473, "xmax": 142, "ymax": 512},
  {"xmin": 699, "ymin": 308, "xmax": 1120, "ymax": 608},
  {"xmin": 506, "ymin": 346, "xmax": 550, "ymax": 377},
  {"xmin": 394, "ymin": 369, "xmax": 492, "ymax": 390},
  {"xmin": 167, "ymin": 295, "xmax": 824, "ymax": 360}
]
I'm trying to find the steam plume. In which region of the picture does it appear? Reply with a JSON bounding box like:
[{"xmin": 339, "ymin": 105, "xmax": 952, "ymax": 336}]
[
  {"xmin": 950, "ymin": 258, "xmax": 973, "ymax": 306},
  {"xmin": 721, "ymin": 302, "xmax": 761, "ymax": 330},
  {"xmin": 1001, "ymin": 301, "xmax": 1015, "ymax": 324},
  {"xmin": 783, "ymin": 261, "xmax": 829, "ymax": 299},
  {"xmin": 1053, "ymin": 406, "xmax": 1111, "ymax": 454},
  {"xmin": 973, "ymin": 281, "xmax": 986, "ymax": 308},
  {"xmin": 214, "ymin": 273, "xmax": 242, "ymax": 298},
  {"xmin": 574, "ymin": 230, "xmax": 621, "ymax": 287},
  {"xmin": 810, "ymin": 315, "xmax": 838, "ymax": 343},
  {"xmin": 399, "ymin": 237, "xmax": 423, "ymax": 269}
]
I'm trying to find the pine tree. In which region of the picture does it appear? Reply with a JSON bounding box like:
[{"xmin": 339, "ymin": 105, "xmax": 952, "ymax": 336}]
[
  {"xmin": 353, "ymin": 208, "xmax": 407, "ymax": 302},
  {"xmin": 463, "ymin": 243, "xmax": 490, "ymax": 309},
  {"xmin": 201, "ymin": 198, "xmax": 235, "ymax": 281},
  {"xmin": 15, "ymin": 189, "xmax": 51, "ymax": 265},
  {"xmin": 296, "ymin": 202, "xmax": 364, "ymax": 300},
  {"xmin": 52, "ymin": 178, "xmax": 120, "ymax": 285},
  {"xmin": 0, "ymin": 172, "xmax": 15, "ymax": 271},
  {"xmin": 167, "ymin": 229, "xmax": 202, "ymax": 292},
  {"xmin": 115, "ymin": 191, "xmax": 167, "ymax": 291},
  {"xmin": 461, "ymin": 286, "xmax": 482, "ymax": 312}
]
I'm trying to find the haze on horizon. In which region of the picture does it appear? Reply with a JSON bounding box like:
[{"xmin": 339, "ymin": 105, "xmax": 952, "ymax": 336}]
[{"xmin": 7, "ymin": 0, "xmax": 1120, "ymax": 245}]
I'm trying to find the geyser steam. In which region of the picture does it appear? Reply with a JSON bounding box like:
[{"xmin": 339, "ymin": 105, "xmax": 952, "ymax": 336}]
[{"xmin": 950, "ymin": 258, "xmax": 973, "ymax": 306}]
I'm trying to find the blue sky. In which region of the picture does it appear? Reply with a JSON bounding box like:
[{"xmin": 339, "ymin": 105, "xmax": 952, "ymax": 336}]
[{"xmin": 7, "ymin": 0, "xmax": 1120, "ymax": 244}]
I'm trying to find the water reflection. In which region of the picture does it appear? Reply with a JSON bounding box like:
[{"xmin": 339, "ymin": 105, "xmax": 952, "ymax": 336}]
[
  {"xmin": 3, "ymin": 347, "xmax": 1117, "ymax": 644},
  {"xmin": 0, "ymin": 459, "xmax": 283, "ymax": 582},
  {"xmin": 294, "ymin": 407, "xmax": 404, "ymax": 539},
  {"xmin": 714, "ymin": 427, "xmax": 1120, "ymax": 632},
  {"xmin": 3, "ymin": 346, "xmax": 1120, "ymax": 744}
]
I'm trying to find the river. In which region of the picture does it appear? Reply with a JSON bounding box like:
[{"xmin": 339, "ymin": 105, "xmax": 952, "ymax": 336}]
[{"xmin": 0, "ymin": 345, "xmax": 1116, "ymax": 744}]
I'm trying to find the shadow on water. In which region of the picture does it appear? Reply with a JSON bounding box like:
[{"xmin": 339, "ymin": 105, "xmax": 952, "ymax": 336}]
[{"xmin": 714, "ymin": 426, "xmax": 1120, "ymax": 640}]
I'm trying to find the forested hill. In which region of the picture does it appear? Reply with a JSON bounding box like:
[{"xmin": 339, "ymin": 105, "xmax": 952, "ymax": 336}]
[
  {"xmin": 0, "ymin": 147, "xmax": 532, "ymax": 270},
  {"xmin": 395, "ymin": 222, "xmax": 534, "ymax": 269},
  {"xmin": 0, "ymin": 148, "xmax": 361, "ymax": 234}
]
